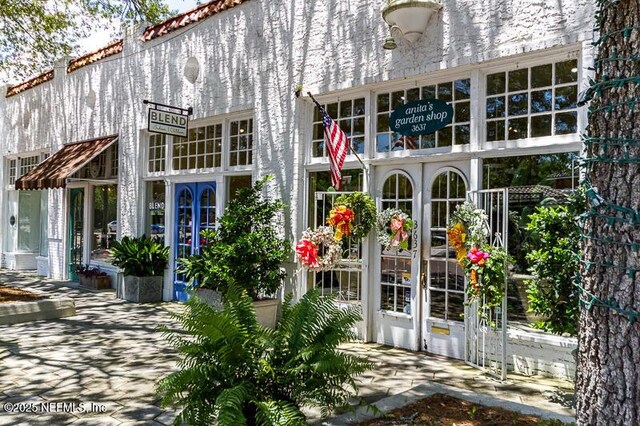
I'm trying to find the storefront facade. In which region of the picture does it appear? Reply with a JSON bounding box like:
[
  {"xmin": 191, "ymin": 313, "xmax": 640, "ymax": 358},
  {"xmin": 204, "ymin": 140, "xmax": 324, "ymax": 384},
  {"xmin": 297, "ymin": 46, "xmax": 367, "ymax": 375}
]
[{"xmin": 0, "ymin": 0, "xmax": 592, "ymax": 379}]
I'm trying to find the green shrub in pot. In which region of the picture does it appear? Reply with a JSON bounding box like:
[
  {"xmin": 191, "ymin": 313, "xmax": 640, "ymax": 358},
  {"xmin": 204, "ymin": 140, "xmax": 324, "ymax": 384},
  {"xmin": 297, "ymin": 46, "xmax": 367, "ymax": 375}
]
[{"xmin": 111, "ymin": 235, "xmax": 169, "ymax": 303}]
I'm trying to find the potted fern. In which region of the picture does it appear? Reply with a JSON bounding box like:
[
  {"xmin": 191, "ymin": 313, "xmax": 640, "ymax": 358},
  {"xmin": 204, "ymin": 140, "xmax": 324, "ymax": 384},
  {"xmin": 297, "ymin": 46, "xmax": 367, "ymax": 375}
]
[
  {"xmin": 111, "ymin": 235, "xmax": 169, "ymax": 303},
  {"xmin": 177, "ymin": 176, "xmax": 291, "ymax": 327},
  {"xmin": 158, "ymin": 288, "xmax": 373, "ymax": 425}
]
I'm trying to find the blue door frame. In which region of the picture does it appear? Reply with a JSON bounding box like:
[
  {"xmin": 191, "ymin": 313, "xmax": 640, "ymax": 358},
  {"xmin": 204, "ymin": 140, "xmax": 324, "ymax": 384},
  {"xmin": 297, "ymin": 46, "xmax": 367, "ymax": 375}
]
[{"xmin": 173, "ymin": 182, "xmax": 217, "ymax": 301}]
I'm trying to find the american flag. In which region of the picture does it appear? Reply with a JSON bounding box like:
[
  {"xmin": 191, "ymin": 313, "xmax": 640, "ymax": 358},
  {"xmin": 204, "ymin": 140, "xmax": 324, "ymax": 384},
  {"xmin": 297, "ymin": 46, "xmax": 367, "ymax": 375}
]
[{"xmin": 313, "ymin": 100, "xmax": 349, "ymax": 190}]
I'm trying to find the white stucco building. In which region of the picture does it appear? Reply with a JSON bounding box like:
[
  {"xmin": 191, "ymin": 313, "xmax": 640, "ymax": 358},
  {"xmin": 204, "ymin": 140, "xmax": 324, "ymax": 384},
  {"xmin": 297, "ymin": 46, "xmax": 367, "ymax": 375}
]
[{"xmin": 0, "ymin": 0, "xmax": 592, "ymax": 380}]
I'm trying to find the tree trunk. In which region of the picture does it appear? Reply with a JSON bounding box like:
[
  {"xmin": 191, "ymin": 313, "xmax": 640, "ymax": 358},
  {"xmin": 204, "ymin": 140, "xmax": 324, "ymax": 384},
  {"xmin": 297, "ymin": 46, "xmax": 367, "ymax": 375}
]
[{"xmin": 576, "ymin": 1, "xmax": 640, "ymax": 424}]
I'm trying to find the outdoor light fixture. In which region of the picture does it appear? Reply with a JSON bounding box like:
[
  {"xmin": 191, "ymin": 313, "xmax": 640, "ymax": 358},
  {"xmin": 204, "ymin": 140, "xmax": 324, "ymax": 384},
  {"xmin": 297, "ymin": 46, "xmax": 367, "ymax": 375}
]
[{"xmin": 382, "ymin": 0, "xmax": 442, "ymax": 47}]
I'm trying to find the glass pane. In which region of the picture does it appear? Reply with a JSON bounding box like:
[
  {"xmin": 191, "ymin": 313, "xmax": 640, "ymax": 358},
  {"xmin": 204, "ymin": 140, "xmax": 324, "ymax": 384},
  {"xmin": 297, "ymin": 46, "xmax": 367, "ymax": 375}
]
[
  {"xmin": 487, "ymin": 72, "xmax": 506, "ymax": 95},
  {"xmin": 381, "ymin": 284, "xmax": 395, "ymax": 311},
  {"xmin": 486, "ymin": 96, "xmax": 505, "ymax": 119},
  {"xmin": 422, "ymin": 85, "xmax": 436, "ymax": 99},
  {"xmin": 313, "ymin": 141, "xmax": 324, "ymax": 157},
  {"xmin": 399, "ymin": 287, "xmax": 411, "ymax": 314},
  {"xmin": 450, "ymin": 173, "xmax": 466, "ymax": 198},
  {"xmin": 531, "ymin": 115, "xmax": 552, "ymax": 137},
  {"xmin": 455, "ymin": 101, "xmax": 470, "ymax": 122},
  {"xmin": 91, "ymin": 185, "xmax": 117, "ymax": 261},
  {"xmin": 556, "ymin": 112, "xmax": 577, "ymax": 135},
  {"xmin": 340, "ymin": 100, "xmax": 352, "ymax": 118},
  {"xmin": 438, "ymin": 127, "xmax": 452, "ymax": 147},
  {"xmin": 351, "ymin": 137, "xmax": 365, "ymax": 154},
  {"xmin": 429, "ymin": 290, "xmax": 446, "ymax": 319},
  {"xmin": 392, "ymin": 91, "xmax": 404, "ymax": 109},
  {"xmin": 377, "ymin": 93, "xmax": 390, "ymax": 112},
  {"xmin": 454, "ymin": 79, "xmax": 471, "ymax": 100},
  {"xmin": 508, "ymin": 68, "xmax": 528, "ymax": 92},
  {"xmin": 17, "ymin": 191, "xmax": 41, "ymax": 252},
  {"xmin": 383, "ymin": 174, "xmax": 397, "ymax": 199},
  {"xmin": 430, "ymin": 231, "xmax": 447, "ymax": 257},
  {"xmin": 431, "ymin": 203, "xmax": 446, "ymax": 229},
  {"xmin": 555, "ymin": 86, "xmax": 577, "ymax": 110},
  {"xmin": 314, "ymin": 123, "xmax": 324, "ymax": 140},
  {"xmin": 508, "ymin": 117, "xmax": 528, "ymax": 140},
  {"xmin": 508, "ymin": 93, "xmax": 528, "ymax": 116},
  {"xmin": 438, "ymin": 82, "xmax": 453, "ymax": 102},
  {"xmin": 398, "ymin": 174, "xmax": 413, "ymax": 199},
  {"xmin": 487, "ymin": 121, "xmax": 505, "ymax": 141},
  {"xmin": 353, "ymin": 98, "xmax": 366, "ymax": 115},
  {"xmin": 421, "ymin": 133, "xmax": 436, "ymax": 149},
  {"xmin": 376, "ymin": 134, "xmax": 391, "ymax": 152},
  {"xmin": 326, "ymin": 103, "xmax": 338, "ymax": 118},
  {"xmin": 555, "ymin": 60, "xmax": 578, "ymax": 84},
  {"xmin": 447, "ymin": 292, "xmax": 465, "ymax": 322},
  {"xmin": 531, "ymin": 89, "xmax": 553, "ymax": 113},
  {"xmin": 432, "ymin": 173, "xmax": 447, "ymax": 198},
  {"xmin": 449, "ymin": 262, "xmax": 465, "ymax": 292},
  {"xmin": 454, "ymin": 124, "xmax": 470, "ymax": 145},
  {"xmin": 407, "ymin": 87, "xmax": 420, "ymax": 102},
  {"xmin": 531, "ymin": 64, "xmax": 552, "ymax": 88}
]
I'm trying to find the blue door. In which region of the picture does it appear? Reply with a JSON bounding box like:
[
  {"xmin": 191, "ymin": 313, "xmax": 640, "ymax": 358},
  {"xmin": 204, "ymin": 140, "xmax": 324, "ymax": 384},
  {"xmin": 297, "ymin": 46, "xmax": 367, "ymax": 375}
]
[{"xmin": 173, "ymin": 182, "xmax": 217, "ymax": 301}]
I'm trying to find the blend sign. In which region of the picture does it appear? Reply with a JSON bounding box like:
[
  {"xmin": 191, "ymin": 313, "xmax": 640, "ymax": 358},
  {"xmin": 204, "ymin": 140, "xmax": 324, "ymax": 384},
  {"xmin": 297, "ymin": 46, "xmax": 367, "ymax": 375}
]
[
  {"xmin": 389, "ymin": 99, "xmax": 453, "ymax": 137},
  {"xmin": 148, "ymin": 109, "xmax": 189, "ymax": 137}
]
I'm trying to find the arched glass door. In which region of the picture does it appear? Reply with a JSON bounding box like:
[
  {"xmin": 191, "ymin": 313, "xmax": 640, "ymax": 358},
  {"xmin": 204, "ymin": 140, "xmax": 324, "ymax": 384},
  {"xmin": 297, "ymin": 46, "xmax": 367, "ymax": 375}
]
[
  {"xmin": 173, "ymin": 182, "xmax": 216, "ymax": 301},
  {"xmin": 380, "ymin": 173, "xmax": 414, "ymax": 314},
  {"xmin": 424, "ymin": 168, "xmax": 468, "ymax": 358}
]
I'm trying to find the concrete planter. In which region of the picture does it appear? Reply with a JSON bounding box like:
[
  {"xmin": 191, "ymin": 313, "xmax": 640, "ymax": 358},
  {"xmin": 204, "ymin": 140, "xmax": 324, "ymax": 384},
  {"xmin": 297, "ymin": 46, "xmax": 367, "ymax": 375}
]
[
  {"xmin": 121, "ymin": 276, "xmax": 163, "ymax": 303},
  {"xmin": 195, "ymin": 288, "xmax": 223, "ymax": 310},
  {"xmin": 253, "ymin": 298, "xmax": 280, "ymax": 329}
]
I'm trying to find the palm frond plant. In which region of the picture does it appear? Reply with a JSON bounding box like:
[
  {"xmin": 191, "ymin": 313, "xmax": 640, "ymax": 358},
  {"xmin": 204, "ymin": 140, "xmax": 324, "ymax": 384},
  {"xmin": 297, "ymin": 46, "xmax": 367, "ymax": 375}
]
[{"xmin": 157, "ymin": 287, "xmax": 374, "ymax": 425}]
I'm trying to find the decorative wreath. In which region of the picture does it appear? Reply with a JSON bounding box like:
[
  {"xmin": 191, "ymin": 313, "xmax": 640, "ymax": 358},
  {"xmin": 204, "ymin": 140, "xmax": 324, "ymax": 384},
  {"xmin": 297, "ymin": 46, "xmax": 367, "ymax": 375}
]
[
  {"xmin": 333, "ymin": 192, "xmax": 377, "ymax": 242},
  {"xmin": 295, "ymin": 226, "xmax": 342, "ymax": 271},
  {"xmin": 326, "ymin": 205, "xmax": 355, "ymax": 240},
  {"xmin": 376, "ymin": 208, "xmax": 414, "ymax": 251}
]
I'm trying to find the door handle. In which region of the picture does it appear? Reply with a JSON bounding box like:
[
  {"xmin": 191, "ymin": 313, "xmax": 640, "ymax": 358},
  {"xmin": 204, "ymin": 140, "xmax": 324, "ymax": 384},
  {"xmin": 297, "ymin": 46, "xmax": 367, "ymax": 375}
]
[{"xmin": 420, "ymin": 272, "xmax": 427, "ymax": 289}]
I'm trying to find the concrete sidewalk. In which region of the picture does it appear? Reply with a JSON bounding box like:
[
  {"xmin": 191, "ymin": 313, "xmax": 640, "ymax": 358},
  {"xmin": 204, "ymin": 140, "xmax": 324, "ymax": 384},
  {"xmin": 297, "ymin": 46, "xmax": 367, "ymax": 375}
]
[{"xmin": 0, "ymin": 271, "xmax": 574, "ymax": 425}]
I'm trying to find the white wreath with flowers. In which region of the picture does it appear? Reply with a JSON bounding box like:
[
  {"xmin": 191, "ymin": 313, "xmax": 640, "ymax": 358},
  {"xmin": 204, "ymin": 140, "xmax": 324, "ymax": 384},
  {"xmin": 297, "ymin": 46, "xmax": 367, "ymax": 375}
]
[
  {"xmin": 376, "ymin": 208, "xmax": 414, "ymax": 251},
  {"xmin": 295, "ymin": 226, "xmax": 342, "ymax": 271}
]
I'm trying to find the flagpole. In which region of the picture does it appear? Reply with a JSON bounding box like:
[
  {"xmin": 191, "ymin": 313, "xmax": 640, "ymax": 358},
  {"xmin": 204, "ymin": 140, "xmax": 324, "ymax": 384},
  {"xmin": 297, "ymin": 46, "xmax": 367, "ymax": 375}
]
[{"xmin": 307, "ymin": 92, "xmax": 368, "ymax": 171}]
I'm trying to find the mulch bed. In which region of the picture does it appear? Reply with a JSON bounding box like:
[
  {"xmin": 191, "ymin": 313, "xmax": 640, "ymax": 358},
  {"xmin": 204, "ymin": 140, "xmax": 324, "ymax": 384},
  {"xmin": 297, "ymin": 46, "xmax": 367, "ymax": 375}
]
[
  {"xmin": 356, "ymin": 394, "xmax": 568, "ymax": 426},
  {"xmin": 0, "ymin": 285, "xmax": 46, "ymax": 303}
]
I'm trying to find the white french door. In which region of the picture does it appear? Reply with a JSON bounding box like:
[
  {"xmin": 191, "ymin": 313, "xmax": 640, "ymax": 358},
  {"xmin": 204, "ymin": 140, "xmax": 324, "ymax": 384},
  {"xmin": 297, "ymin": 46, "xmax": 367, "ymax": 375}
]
[{"xmin": 421, "ymin": 162, "xmax": 469, "ymax": 358}]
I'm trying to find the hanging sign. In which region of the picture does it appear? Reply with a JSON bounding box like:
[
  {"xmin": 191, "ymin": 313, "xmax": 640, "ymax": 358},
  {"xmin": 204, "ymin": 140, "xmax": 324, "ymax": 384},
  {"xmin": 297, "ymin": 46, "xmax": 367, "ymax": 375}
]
[
  {"xmin": 144, "ymin": 100, "xmax": 192, "ymax": 138},
  {"xmin": 389, "ymin": 99, "xmax": 453, "ymax": 137}
]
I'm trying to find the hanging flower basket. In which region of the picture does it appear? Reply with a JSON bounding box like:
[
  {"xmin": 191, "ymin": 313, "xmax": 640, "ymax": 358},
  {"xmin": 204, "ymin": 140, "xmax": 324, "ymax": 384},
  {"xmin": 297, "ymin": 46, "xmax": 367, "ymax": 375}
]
[
  {"xmin": 376, "ymin": 208, "xmax": 414, "ymax": 251},
  {"xmin": 295, "ymin": 226, "xmax": 342, "ymax": 271},
  {"xmin": 332, "ymin": 192, "xmax": 377, "ymax": 242}
]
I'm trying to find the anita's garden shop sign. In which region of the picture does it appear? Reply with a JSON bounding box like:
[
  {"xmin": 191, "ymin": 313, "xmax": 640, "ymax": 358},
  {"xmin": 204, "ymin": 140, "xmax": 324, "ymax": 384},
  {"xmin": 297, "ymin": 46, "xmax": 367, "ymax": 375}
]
[{"xmin": 390, "ymin": 99, "xmax": 453, "ymax": 136}]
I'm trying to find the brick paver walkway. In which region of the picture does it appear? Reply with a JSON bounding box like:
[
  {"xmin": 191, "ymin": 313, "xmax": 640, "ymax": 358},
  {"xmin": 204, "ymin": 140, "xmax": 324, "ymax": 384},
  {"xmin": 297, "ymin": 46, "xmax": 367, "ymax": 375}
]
[{"xmin": 0, "ymin": 271, "xmax": 575, "ymax": 425}]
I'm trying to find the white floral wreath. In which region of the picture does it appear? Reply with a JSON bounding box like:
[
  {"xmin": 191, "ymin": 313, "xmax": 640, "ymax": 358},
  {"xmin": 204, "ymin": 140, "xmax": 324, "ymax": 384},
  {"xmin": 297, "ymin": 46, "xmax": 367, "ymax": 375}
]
[
  {"xmin": 296, "ymin": 226, "xmax": 342, "ymax": 271},
  {"xmin": 376, "ymin": 208, "xmax": 413, "ymax": 251}
]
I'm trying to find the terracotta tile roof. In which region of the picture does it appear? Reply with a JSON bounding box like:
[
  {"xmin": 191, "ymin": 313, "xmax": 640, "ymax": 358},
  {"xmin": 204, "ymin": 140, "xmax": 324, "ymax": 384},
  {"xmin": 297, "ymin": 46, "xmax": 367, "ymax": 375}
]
[
  {"xmin": 5, "ymin": 70, "xmax": 54, "ymax": 98},
  {"xmin": 15, "ymin": 135, "xmax": 118, "ymax": 190},
  {"xmin": 67, "ymin": 39, "xmax": 124, "ymax": 73},
  {"xmin": 141, "ymin": 0, "xmax": 247, "ymax": 42}
]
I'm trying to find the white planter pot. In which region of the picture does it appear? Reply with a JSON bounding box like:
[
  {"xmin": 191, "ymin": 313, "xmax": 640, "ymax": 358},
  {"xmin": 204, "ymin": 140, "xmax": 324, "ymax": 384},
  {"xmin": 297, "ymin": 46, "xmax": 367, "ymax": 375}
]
[{"xmin": 253, "ymin": 299, "xmax": 280, "ymax": 329}]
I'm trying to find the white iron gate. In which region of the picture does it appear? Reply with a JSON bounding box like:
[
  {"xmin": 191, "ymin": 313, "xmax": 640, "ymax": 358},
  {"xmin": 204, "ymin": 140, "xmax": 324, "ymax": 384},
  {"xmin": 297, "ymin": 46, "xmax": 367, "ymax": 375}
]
[{"xmin": 465, "ymin": 189, "xmax": 509, "ymax": 380}]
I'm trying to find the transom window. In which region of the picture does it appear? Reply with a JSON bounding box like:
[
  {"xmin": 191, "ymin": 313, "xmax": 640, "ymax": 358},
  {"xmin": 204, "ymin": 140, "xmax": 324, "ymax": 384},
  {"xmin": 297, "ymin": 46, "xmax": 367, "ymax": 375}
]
[
  {"xmin": 428, "ymin": 169, "xmax": 467, "ymax": 322},
  {"xmin": 380, "ymin": 173, "xmax": 414, "ymax": 314},
  {"xmin": 485, "ymin": 59, "xmax": 578, "ymax": 141},
  {"xmin": 229, "ymin": 119, "xmax": 253, "ymax": 167},
  {"xmin": 312, "ymin": 98, "xmax": 366, "ymax": 157},
  {"xmin": 19, "ymin": 155, "xmax": 40, "ymax": 177},
  {"xmin": 7, "ymin": 154, "xmax": 46, "ymax": 186},
  {"xmin": 376, "ymin": 79, "xmax": 471, "ymax": 152},
  {"xmin": 173, "ymin": 124, "xmax": 223, "ymax": 170},
  {"xmin": 148, "ymin": 134, "xmax": 166, "ymax": 173}
]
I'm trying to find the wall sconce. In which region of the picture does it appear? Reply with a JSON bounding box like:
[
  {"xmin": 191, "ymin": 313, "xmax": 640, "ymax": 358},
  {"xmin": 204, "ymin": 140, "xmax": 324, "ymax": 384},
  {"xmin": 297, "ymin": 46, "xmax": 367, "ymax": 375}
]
[{"xmin": 382, "ymin": 0, "xmax": 442, "ymax": 49}]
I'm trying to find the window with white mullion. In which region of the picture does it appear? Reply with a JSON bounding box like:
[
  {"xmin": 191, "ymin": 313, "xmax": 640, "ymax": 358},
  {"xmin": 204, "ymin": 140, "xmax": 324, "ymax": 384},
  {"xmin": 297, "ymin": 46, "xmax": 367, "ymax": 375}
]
[
  {"xmin": 312, "ymin": 98, "xmax": 366, "ymax": 158},
  {"xmin": 486, "ymin": 59, "xmax": 579, "ymax": 142}
]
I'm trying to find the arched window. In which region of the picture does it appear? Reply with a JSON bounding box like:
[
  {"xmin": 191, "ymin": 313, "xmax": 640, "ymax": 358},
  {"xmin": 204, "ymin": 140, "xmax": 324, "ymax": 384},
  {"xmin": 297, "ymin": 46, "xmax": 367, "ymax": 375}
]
[
  {"xmin": 428, "ymin": 169, "xmax": 467, "ymax": 321},
  {"xmin": 380, "ymin": 172, "xmax": 413, "ymax": 313}
]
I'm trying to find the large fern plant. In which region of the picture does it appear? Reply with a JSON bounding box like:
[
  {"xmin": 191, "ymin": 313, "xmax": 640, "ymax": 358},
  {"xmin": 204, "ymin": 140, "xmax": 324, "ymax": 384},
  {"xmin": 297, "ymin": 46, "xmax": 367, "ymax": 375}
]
[{"xmin": 157, "ymin": 289, "xmax": 373, "ymax": 425}]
